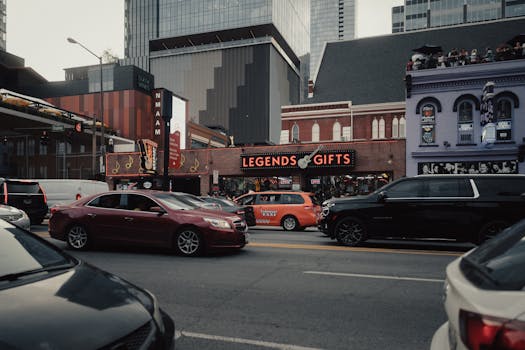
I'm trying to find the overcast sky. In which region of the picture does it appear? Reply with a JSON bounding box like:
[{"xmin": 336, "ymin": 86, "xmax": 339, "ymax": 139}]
[{"xmin": 6, "ymin": 0, "xmax": 403, "ymax": 82}]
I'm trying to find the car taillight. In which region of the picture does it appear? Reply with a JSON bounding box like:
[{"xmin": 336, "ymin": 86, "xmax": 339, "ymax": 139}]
[
  {"xmin": 76, "ymin": 193, "xmax": 82, "ymax": 200},
  {"xmin": 304, "ymin": 206, "xmax": 312, "ymax": 210},
  {"xmin": 40, "ymin": 186, "xmax": 47, "ymax": 204},
  {"xmin": 50, "ymin": 207, "xmax": 59, "ymax": 215},
  {"xmin": 460, "ymin": 309, "xmax": 525, "ymax": 350}
]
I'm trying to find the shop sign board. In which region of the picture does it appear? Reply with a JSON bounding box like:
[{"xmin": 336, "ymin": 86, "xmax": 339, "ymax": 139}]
[
  {"xmin": 241, "ymin": 150, "xmax": 356, "ymax": 170},
  {"xmin": 169, "ymin": 131, "xmax": 181, "ymax": 169}
]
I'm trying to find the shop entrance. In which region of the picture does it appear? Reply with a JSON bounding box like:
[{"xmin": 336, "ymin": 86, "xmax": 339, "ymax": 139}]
[{"xmin": 171, "ymin": 177, "xmax": 200, "ymax": 195}]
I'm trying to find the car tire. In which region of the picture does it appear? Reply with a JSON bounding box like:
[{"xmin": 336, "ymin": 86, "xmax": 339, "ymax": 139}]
[
  {"xmin": 334, "ymin": 217, "xmax": 367, "ymax": 246},
  {"xmin": 282, "ymin": 215, "xmax": 299, "ymax": 231},
  {"xmin": 67, "ymin": 225, "xmax": 90, "ymax": 250},
  {"xmin": 477, "ymin": 220, "xmax": 509, "ymax": 244},
  {"xmin": 175, "ymin": 228, "xmax": 203, "ymax": 256}
]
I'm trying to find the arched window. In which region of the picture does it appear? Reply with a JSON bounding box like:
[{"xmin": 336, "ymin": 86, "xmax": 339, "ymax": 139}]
[
  {"xmin": 379, "ymin": 117, "xmax": 385, "ymax": 139},
  {"xmin": 291, "ymin": 124, "xmax": 299, "ymax": 142},
  {"xmin": 392, "ymin": 117, "xmax": 399, "ymax": 138},
  {"xmin": 312, "ymin": 122, "xmax": 320, "ymax": 142},
  {"xmin": 457, "ymin": 101, "xmax": 474, "ymax": 144},
  {"xmin": 372, "ymin": 118, "xmax": 378, "ymax": 140},
  {"xmin": 495, "ymin": 99, "xmax": 513, "ymax": 141},
  {"xmin": 333, "ymin": 121, "xmax": 341, "ymax": 141},
  {"xmin": 420, "ymin": 104, "xmax": 436, "ymax": 145},
  {"xmin": 399, "ymin": 116, "xmax": 406, "ymax": 138}
]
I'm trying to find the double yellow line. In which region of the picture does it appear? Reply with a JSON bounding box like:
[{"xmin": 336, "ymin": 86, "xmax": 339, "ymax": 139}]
[{"xmin": 248, "ymin": 242, "xmax": 463, "ymax": 256}]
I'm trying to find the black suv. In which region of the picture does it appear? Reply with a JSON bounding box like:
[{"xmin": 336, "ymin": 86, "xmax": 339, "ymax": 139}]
[
  {"xmin": 0, "ymin": 178, "xmax": 48, "ymax": 224},
  {"xmin": 319, "ymin": 175, "xmax": 525, "ymax": 246}
]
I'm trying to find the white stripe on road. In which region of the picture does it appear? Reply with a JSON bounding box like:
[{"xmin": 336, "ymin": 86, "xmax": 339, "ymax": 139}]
[
  {"xmin": 175, "ymin": 330, "xmax": 324, "ymax": 350},
  {"xmin": 304, "ymin": 271, "xmax": 444, "ymax": 283}
]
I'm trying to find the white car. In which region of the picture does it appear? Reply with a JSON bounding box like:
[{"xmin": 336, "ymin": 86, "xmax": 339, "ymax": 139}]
[
  {"xmin": 0, "ymin": 204, "xmax": 30, "ymax": 230},
  {"xmin": 430, "ymin": 219, "xmax": 525, "ymax": 350}
]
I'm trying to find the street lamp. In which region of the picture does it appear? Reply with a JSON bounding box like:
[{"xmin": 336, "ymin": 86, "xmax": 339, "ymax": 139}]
[{"xmin": 67, "ymin": 37, "xmax": 105, "ymax": 178}]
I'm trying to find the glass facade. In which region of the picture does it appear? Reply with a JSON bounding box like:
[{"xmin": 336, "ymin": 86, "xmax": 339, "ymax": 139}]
[
  {"xmin": 310, "ymin": 0, "xmax": 355, "ymax": 77},
  {"xmin": 0, "ymin": 0, "xmax": 6, "ymax": 51},
  {"xmin": 398, "ymin": 0, "xmax": 522, "ymax": 32},
  {"xmin": 124, "ymin": 0, "xmax": 310, "ymax": 71}
]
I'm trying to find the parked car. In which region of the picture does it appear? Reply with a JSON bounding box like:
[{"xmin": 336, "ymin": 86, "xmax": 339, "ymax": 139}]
[
  {"xmin": 0, "ymin": 219, "xmax": 175, "ymax": 350},
  {"xmin": 200, "ymin": 196, "xmax": 256, "ymax": 226},
  {"xmin": 430, "ymin": 218, "xmax": 525, "ymax": 350},
  {"xmin": 0, "ymin": 204, "xmax": 30, "ymax": 230},
  {"xmin": 169, "ymin": 192, "xmax": 221, "ymax": 210},
  {"xmin": 36, "ymin": 178, "xmax": 109, "ymax": 211},
  {"xmin": 319, "ymin": 174, "xmax": 525, "ymax": 246},
  {"xmin": 235, "ymin": 191, "xmax": 321, "ymax": 231},
  {"xmin": 49, "ymin": 190, "xmax": 248, "ymax": 256},
  {"xmin": 0, "ymin": 178, "xmax": 48, "ymax": 224}
]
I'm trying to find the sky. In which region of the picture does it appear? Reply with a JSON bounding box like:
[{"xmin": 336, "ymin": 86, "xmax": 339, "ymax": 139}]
[{"xmin": 6, "ymin": 0, "xmax": 403, "ymax": 82}]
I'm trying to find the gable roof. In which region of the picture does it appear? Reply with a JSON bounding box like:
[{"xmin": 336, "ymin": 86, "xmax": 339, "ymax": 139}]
[{"xmin": 308, "ymin": 17, "xmax": 525, "ymax": 105}]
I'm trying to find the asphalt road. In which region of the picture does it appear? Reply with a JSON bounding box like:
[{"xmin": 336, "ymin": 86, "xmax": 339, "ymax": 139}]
[{"xmin": 32, "ymin": 224, "xmax": 472, "ymax": 350}]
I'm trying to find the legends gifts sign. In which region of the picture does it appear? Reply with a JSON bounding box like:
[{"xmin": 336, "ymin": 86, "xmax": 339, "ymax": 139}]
[{"xmin": 241, "ymin": 150, "xmax": 356, "ymax": 170}]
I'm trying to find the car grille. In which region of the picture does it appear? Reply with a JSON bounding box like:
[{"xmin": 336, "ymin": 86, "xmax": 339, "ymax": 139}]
[
  {"xmin": 102, "ymin": 320, "xmax": 154, "ymax": 350},
  {"xmin": 233, "ymin": 219, "xmax": 247, "ymax": 232}
]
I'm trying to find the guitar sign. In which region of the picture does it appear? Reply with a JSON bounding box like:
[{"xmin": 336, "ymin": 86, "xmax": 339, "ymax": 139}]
[{"xmin": 298, "ymin": 145, "xmax": 323, "ymax": 169}]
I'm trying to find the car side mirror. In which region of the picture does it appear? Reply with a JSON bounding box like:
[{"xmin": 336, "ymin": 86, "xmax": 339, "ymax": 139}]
[
  {"xmin": 150, "ymin": 206, "xmax": 166, "ymax": 215},
  {"xmin": 377, "ymin": 191, "xmax": 388, "ymax": 202}
]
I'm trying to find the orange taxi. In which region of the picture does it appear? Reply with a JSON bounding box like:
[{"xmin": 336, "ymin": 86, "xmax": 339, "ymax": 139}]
[{"xmin": 235, "ymin": 191, "xmax": 320, "ymax": 231}]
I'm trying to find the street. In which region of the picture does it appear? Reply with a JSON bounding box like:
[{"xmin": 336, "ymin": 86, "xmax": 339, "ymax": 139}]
[{"xmin": 32, "ymin": 224, "xmax": 472, "ymax": 350}]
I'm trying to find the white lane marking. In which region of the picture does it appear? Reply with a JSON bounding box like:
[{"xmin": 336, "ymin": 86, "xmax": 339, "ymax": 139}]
[
  {"xmin": 175, "ymin": 330, "xmax": 324, "ymax": 350},
  {"xmin": 304, "ymin": 271, "xmax": 444, "ymax": 283}
]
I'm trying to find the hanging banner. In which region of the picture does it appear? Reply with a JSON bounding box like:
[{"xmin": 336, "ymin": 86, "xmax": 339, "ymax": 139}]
[{"xmin": 169, "ymin": 131, "xmax": 181, "ymax": 169}]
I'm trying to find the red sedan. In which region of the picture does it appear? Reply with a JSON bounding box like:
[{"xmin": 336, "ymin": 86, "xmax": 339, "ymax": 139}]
[{"xmin": 49, "ymin": 190, "xmax": 248, "ymax": 256}]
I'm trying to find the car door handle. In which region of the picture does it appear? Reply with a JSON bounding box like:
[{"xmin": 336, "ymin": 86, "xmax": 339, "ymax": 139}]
[
  {"xmin": 87, "ymin": 213, "xmax": 96, "ymax": 218},
  {"xmin": 124, "ymin": 217, "xmax": 134, "ymax": 222}
]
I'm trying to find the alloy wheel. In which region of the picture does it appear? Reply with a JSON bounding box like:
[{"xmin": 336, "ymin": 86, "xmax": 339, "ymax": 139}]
[
  {"xmin": 67, "ymin": 226, "xmax": 88, "ymax": 250},
  {"xmin": 177, "ymin": 230, "xmax": 201, "ymax": 256}
]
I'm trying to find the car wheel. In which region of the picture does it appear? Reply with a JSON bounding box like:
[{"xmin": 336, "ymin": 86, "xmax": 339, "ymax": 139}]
[
  {"xmin": 67, "ymin": 225, "xmax": 90, "ymax": 250},
  {"xmin": 175, "ymin": 228, "xmax": 203, "ymax": 256},
  {"xmin": 477, "ymin": 220, "xmax": 509, "ymax": 243},
  {"xmin": 335, "ymin": 217, "xmax": 367, "ymax": 246},
  {"xmin": 282, "ymin": 215, "xmax": 299, "ymax": 231}
]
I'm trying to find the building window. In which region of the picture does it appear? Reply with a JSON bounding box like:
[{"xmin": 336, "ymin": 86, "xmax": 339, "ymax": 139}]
[
  {"xmin": 28, "ymin": 139, "xmax": 35, "ymax": 156},
  {"xmin": 39, "ymin": 143, "xmax": 47, "ymax": 155},
  {"xmin": 16, "ymin": 141, "xmax": 24, "ymax": 156},
  {"xmin": 372, "ymin": 118, "xmax": 378, "ymax": 140},
  {"xmin": 420, "ymin": 104, "xmax": 436, "ymax": 145},
  {"xmin": 458, "ymin": 101, "xmax": 474, "ymax": 144},
  {"xmin": 392, "ymin": 117, "xmax": 399, "ymax": 138},
  {"xmin": 379, "ymin": 117, "xmax": 385, "ymax": 139},
  {"xmin": 292, "ymin": 124, "xmax": 300, "ymax": 143},
  {"xmin": 312, "ymin": 122, "xmax": 320, "ymax": 142},
  {"xmin": 495, "ymin": 99, "xmax": 513, "ymax": 141},
  {"xmin": 333, "ymin": 122, "xmax": 341, "ymax": 141},
  {"xmin": 399, "ymin": 116, "xmax": 406, "ymax": 138}
]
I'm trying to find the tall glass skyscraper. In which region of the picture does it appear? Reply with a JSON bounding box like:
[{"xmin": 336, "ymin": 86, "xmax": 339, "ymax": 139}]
[
  {"xmin": 393, "ymin": 0, "xmax": 525, "ymax": 32},
  {"xmin": 123, "ymin": 0, "xmax": 309, "ymax": 145},
  {"xmin": 310, "ymin": 0, "xmax": 355, "ymax": 80},
  {"xmin": 0, "ymin": 0, "xmax": 6, "ymax": 51}
]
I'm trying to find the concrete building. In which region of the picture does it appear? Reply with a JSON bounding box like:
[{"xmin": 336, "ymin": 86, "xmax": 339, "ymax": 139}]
[
  {"xmin": 405, "ymin": 58, "xmax": 525, "ymax": 176},
  {"xmin": 310, "ymin": 0, "xmax": 355, "ymax": 80},
  {"xmin": 393, "ymin": 0, "xmax": 525, "ymax": 33}
]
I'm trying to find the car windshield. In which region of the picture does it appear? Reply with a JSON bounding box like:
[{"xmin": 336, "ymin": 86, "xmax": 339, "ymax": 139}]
[
  {"xmin": 0, "ymin": 221, "xmax": 73, "ymax": 282},
  {"xmin": 460, "ymin": 219, "xmax": 525, "ymax": 290},
  {"xmin": 152, "ymin": 192, "xmax": 198, "ymax": 210}
]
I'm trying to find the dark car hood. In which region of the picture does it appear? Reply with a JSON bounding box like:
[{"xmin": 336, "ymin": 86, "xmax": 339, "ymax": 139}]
[
  {"xmin": 325, "ymin": 195, "xmax": 376, "ymax": 205},
  {"xmin": 0, "ymin": 263, "xmax": 152, "ymax": 350}
]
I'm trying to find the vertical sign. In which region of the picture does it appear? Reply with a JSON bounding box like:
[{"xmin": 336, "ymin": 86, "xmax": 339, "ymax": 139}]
[
  {"xmin": 153, "ymin": 89, "xmax": 163, "ymax": 145},
  {"xmin": 169, "ymin": 131, "xmax": 181, "ymax": 169}
]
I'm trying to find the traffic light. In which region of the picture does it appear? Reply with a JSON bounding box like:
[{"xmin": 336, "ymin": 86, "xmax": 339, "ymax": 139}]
[
  {"xmin": 2, "ymin": 136, "xmax": 7, "ymax": 145},
  {"xmin": 66, "ymin": 130, "xmax": 73, "ymax": 145},
  {"xmin": 40, "ymin": 131, "xmax": 49, "ymax": 146},
  {"xmin": 74, "ymin": 121, "xmax": 83, "ymax": 133}
]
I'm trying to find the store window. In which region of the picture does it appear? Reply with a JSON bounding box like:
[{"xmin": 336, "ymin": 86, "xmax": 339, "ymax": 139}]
[
  {"xmin": 312, "ymin": 122, "xmax": 320, "ymax": 142},
  {"xmin": 457, "ymin": 101, "xmax": 474, "ymax": 144},
  {"xmin": 420, "ymin": 104, "xmax": 436, "ymax": 145},
  {"xmin": 333, "ymin": 122, "xmax": 341, "ymax": 141},
  {"xmin": 495, "ymin": 99, "xmax": 513, "ymax": 141}
]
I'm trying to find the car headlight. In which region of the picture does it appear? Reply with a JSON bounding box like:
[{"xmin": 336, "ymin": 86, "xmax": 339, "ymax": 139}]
[
  {"xmin": 129, "ymin": 287, "xmax": 165, "ymax": 333},
  {"xmin": 203, "ymin": 217, "xmax": 232, "ymax": 229}
]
